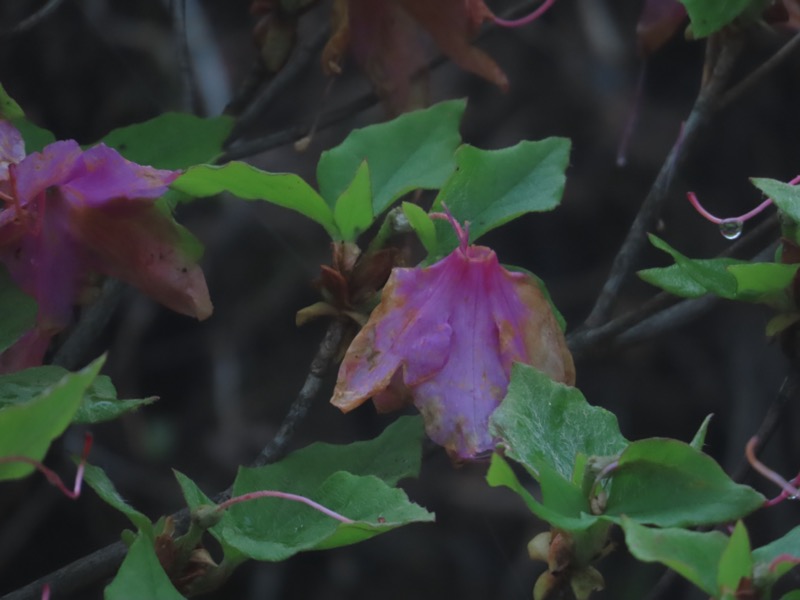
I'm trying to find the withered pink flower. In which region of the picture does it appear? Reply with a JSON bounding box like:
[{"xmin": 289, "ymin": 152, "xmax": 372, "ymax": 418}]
[
  {"xmin": 0, "ymin": 120, "xmax": 212, "ymax": 371},
  {"xmin": 332, "ymin": 211, "xmax": 575, "ymax": 459}
]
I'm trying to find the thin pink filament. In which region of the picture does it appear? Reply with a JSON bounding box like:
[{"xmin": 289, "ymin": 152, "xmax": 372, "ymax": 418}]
[
  {"xmin": 0, "ymin": 432, "xmax": 93, "ymax": 500},
  {"xmin": 494, "ymin": 0, "xmax": 556, "ymax": 27},
  {"xmin": 687, "ymin": 174, "xmax": 800, "ymax": 225},
  {"xmin": 216, "ymin": 490, "xmax": 354, "ymax": 524},
  {"xmin": 430, "ymin": 203, "xmax": 470, "ymax": 253},
  {"xmin": 745, "ymin": 436, "xmax": 800, "ymax": 507}
]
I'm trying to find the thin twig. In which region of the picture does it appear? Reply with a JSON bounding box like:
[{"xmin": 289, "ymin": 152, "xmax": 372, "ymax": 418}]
[
  {"xmin": 172, "ymin": 0, "xmax": 196, "ymax": 113},
  {"xmin": 583, "ymin": 35, "xmax": 744, "ymax": 328},
  {"xmin": 0, "ymin": 0, "xmax": 66, "ymax": 37},
  {"xmin": 720, "ymin": 31, "xmax": 800, "ymax": 109},
  {"xmin": 1, "ymin": 319, "xmax": 346, "ymax": 600},
  {"xmin": 253, "ymin": 319, "xmax": 345, "ymax": 466}
]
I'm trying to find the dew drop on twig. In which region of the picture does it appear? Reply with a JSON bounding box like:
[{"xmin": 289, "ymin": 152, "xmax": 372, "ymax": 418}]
[{"xmin": 719, "ymin": 220, "xmax": 743, "ymax": 240}]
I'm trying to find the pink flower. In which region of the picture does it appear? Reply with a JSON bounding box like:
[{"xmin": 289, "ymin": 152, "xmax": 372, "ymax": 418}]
[
  {"xmin": 0, "ymin": 120, "xmax": 212, "ymax": 371},
  {"xmin": 331, "ymin": 211, "xmax": 575, "ymax": 459}
]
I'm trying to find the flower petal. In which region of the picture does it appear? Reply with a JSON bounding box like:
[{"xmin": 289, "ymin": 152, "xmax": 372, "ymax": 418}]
[{"xmin": 0, "ymin": 120, "xmax": 25, "ymax": 181}]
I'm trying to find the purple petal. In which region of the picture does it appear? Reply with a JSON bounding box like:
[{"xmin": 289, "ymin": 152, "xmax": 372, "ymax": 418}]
[
  {"xmin": 0, "ymin": 120, "xmax": 25, "ymax": 181},
  {"xmin": 59, "ymin": 145, "xmax": 179, "ymax": 208}
]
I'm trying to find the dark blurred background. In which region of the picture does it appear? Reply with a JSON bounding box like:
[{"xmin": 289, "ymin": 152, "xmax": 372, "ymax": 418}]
[{"xmin": 1, "ymin": 1, "xmax": 800, "ymax": 599}]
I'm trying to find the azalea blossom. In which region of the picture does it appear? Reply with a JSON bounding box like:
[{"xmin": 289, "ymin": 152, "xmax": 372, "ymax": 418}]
[
  {"xmin": 331, "ymin": 211, "xmax": 575, "ymax": 459},
  {"xmin": 0, "ymin": 120, "xmax": 212, "ymax": 371}
]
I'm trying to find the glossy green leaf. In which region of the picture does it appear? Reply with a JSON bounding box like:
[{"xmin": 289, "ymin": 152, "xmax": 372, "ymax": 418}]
[
  {"xmin": 0, "ymin": 357, "xmax": 103, "ymax": 480},
  {"xmin": 645, "ymin": 235, "xmax": 741, "ymax": 298},
  {"xmin": 752, "ymin": 177, "xmax": 800, "ymax": 223},
  {"xmin": 604, "ymin": 438, "xmax": 765, "ymax": 527},
  {"xmin": 727, "ymin": 262, "xmax": 799, "ymax": 299},
  {"xmin": 82, "ymin": 463, "xmax": 153, "ymax": 536},
  {"xmin": 317, "ymin": 100, "xmax": 464, "ymax": 214},
  {"xmin": 0, "ymin": 366, "xmax": 155, "ymax": 425},
  {"xmin": 718, "ymin": 521, "xmax": 753, "ymax": 594},
  {"xmin": 780, "ymin": 593, "xmax": 800, "ymax": 600},
  {"xmin": 432, "ymin": 138, "xmax": 570, "ymax": 253},
  {"xmin": 402, "ymin": 202, "xmax": 438, "ymax": 256},
  {"xmin": 753, "ymin": 526, "xmax": 800, "ymax": 582},
  {"xmin": 0, "ymin": 267, "xmax": 37, "ymax": 353},
  {"xmin": 486, "ymin": 453, "xmax": 598, "ymax": 532},
  {"xmin": 679, "ymin": 0, "xmax": 756, "ymax": 37},
  {"xmin": 101, "ymin": 113, "xmax": 234, "ymax": 170},
  {"xmin": 172, "ymin": 162, "xmax": 338, "ymax": 238},
  {"xmin": 104, "ymin": 534, "xmax": 184, "ymax": 600},
  {"xmin": 639, "ymin": 264, "xmax": 722, "ymax": 298},
  {"xmin": 690, "ymin": 414, "xmax": 713, "ymax": 450},
  {"xmin": 490, "ymin": 364, "xmax": 627, "ymax": 481},
  {"xmin": 177, "ymin": 416, "xmax": 431, "ymax": 562},
  {"xmin": 333, "ymin": 161, "xmax": 373, "ymax": 241},
  {"xmin": 621, "ymin": 517, "xmax": 727, "ymax": 595}
]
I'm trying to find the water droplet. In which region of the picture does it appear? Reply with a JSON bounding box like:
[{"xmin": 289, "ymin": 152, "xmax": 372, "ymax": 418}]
[
  {"xmin": 719, "ymin": 220, "xmax": 743, "ymax": 240},
  {"xmin": 789, "ymin": 495, "xmax": 798, "ymax": 501}
]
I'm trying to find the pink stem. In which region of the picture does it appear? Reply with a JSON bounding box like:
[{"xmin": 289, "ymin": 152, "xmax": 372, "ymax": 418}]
[
  {"xmin": 216, "ymin": 490, "xmax": 354, "ymax": 525},
  {"xmin": 41, "ymin": 584, "xmax": 50, "ymax": 600},
  {"xmin": 745, "ymin": 436, "xmax": 800, "ymax": 507},
  {"xmin": 0, "ymin": 432, "xmax": 93, "ymax": 500},
  {"xmin": 687, "ymin": 174, "xmax": 800, "ymax": 225},
  {"xmin": 493, "ymin": 0, "xmax": 556, "ymax": 27},
  {"xmin": 430, "ymin": 203, "xmax": 470, "ymax": 252}
]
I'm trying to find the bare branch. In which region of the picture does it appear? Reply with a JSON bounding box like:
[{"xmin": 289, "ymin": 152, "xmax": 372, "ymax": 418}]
[
  {"xmin": 583, "ymin": 35, "xmax": 744, "ymax": 328},
  {"xmin": 1, "ymin": 0, "xmax": 67, "ymax": 37}
]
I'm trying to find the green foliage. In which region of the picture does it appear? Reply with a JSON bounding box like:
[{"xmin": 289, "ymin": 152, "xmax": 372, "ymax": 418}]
[
  {"xmin": 603, "ymin": 439, "xmax": 764, "ymax": 527},
  {"xmin": 333, "ymin": 161, "xmax": 373, "ymax": 240},
  {"xmin": 0, "ymin": 357, "xmax": 104, "ymax": 480},
  {"xmin": 679, "ymin": 0, "xmax": 761, "ymax": 37},
  {"xmin": 620, "ymin": 518, "xmax": 727, "ymax": 595},
  {"xmin": 432, "ymin": 138, "xmax": 571, "ymax": 255},
  {"xmin": 752, "ymin": 177, "xmax": 800, "ymax": 224},
  {"xmin": 0, "ymin": 366, "xmax": 155, "ymax": 425},
  {"xmin": 317, "ymin": 100, "xmax": 464, "ymax": 215},
  {"xmin": 173, "ymin": 162, "xmax": 339, "ymax": 238},
  {"xmin": 491, "ymin": 363, "xmax": 627, "ymax": 481},
  {"xmin": 177, "ymin": 417, "xmax": 432, "ymax": 562},
  {"xmin": 104, "ymin": 534, "xmax": 184, "ymax": 600},
  {"xmin": 0, "ymin": 82, "xmax": 54, "ymax": 151},
  {"xmin": 82, "ymin": 463, "xmax": 154, "ymax": 536},
  {"xmin": 639, "ymin": 234, "xmax": 797, "ymax": 309},
  {"xmin": 717, "ymin": 521, "xmax": 753, "ymax": 596},
  {"xmin": 101, "ymin": 113, "xmax": 234, "ymax": 170},
  {"xmin": 402, "ymin": 202, "xmax": 438, "ymax": 256},
  {"xmin": 0, "ymin": 267, "xmax": 37, "ymax": 354}
]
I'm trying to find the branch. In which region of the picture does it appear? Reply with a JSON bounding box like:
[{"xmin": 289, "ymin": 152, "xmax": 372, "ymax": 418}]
[
  {"xmin": 582, "ymin": 34, "xmax": 744, "ymax": 328},
  {"xmin": 720, "ymin": 31, "xmax": 800, "ymax": 110},
  {"xmin": 0, "ymin": 0, "xmax": 66, "ymax": 37},
  {"xmin": 1, "ymin": 318, "xmax": 346, "ymax": 600}
]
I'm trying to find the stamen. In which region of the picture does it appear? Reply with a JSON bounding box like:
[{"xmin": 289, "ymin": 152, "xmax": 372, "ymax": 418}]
[
  {"xmin": 215, "ymin": 490, "xmax": 354, "ymax": 524},
  {"xmin": 745, "ymin": 436, "xmax": 800, "ymax": 507},
  {"xmin": 430, "ymin": 203, "xmax": 470, "ymax": 252},
  {"xmin": 493, "ymin": 0, "xmax": 556, "ymax": 28}
]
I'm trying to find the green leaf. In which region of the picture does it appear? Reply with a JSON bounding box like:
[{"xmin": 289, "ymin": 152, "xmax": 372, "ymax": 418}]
[
  {"xmin": 402, "ymin": 202, "xmax": 438, "ymax": 256},
  {"xmin": 317, "ymin": 100, "xmax": 464, "ymax": 214},
  {"xmin": 221, "ymin": 470, "xmax": 432, "ymax": 561},
  {"xmin": 727, "ymin": 262, "xmax": 799, "ymax": 300},
  {"xmin": 491, "ymin": 363, "xmax": 628, "ymax": 481},
  {"xmin": 0, "ymin": 357, "xmax": 103, "ymax": 480},
  {"xmin": 104, "ymin": 534, "xmax": 184, "ymax": 600},
  {"xmin": 0, "ymin": 82, "xmax": 24, "ymax": 120},
  {"xmin": 82, "ymin": 463, "xmax": 153, "ymax": 536},
  {"xmin": 333, "ymin": 161, "xmax": 373, "ymax": 241},
  {"xmin": 177, "ymin": 416, "xmax": 432, "ymax": 562},
  {"xmin": 101, "ymin": 113, "xmax": 234, "ymax": 170},
  {"xmin": 753, "ymin": 525, "xmax": 800, "ymax": 583},
  {"xmin": 780, "ymin": 593, "xmax": 800, "ymax": 600},
  {"xmin": 752, "ymin": 177, "xmax": 800, "ymax": 223},
  {"xmin": 689, "ymin": 414, "xmax": 713, "ymax": 450},
  {"xmin": 432, "ymin": 138, "xmax": 570, "ymax": 253},
  {"xmin": 604, "ymin": 438, "xmax": 765, "ymax": 527},
  {"xmin": 0, "ymin": 366, "xmax": 155, "ymax": 425},
  {"xmin": 718, "ymin": 521, "xmax": 753, "ymax": 594},
  {"xmin": 645, "ymin": 235, "xmax": 741, "ymax": 299},
  {"xmin": 0, "ymin": 267, "xmax": 37, "ymax": 353},
  {"xmin": 620, "ymin": 517, "xmax": 727, "ymax": 595},
  {"xmin": 679, "ymin": 0, "xmax": 756, "ymax": 37},
  {"xmin": 639, "ymin": 264, "xmax": 721, "ymax": 298},
  {"xmin": 172, "ymin": 163, "xmax": 338, "ymax": 238},
  {"xmin": 486, "ymin": 453, "xmax": 598, "ymax": 532}
]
